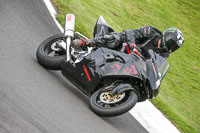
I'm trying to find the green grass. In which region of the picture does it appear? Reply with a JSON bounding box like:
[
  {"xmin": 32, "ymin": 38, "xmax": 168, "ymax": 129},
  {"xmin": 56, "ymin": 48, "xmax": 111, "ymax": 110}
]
[{"xmin": 53, "ymin": 0, "xmax": 200, "ymax": 132}]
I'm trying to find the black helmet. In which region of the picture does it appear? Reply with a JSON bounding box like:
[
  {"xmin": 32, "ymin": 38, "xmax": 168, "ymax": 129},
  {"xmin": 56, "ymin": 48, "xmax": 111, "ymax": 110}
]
[{"xmin": 161, "ymin": 27, "xmax": 184, "ymax": 52}]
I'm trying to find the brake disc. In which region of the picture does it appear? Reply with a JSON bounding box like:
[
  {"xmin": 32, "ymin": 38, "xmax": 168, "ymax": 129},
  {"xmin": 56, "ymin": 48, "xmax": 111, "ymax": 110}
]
[
  {"xmin": 99, "ymin": 91, "xmax": 125, "ymax": 104},
  {"xmin": 51, "ymin": 42, "xmax": 63, "ymax": 51}
]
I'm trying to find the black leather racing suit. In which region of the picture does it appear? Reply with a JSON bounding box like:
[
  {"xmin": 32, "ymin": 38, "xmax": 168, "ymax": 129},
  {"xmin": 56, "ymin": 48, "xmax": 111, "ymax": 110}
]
[{"xmin": 93, "ymin": 26, "xmax": 169, "ymax": 58}]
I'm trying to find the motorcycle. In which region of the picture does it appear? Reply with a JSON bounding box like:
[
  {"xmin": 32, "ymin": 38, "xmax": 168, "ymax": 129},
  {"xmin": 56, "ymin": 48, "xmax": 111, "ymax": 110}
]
[{"xmin": 36, "ymin": 14, "xmax": 169, "ymax": 117}]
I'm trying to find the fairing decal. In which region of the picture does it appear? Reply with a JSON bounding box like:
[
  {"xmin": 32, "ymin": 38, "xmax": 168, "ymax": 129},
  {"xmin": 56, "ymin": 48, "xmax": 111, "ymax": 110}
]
[
  {"xmin": 125, "ymin": 45, "xmax": 131, "ymax": 55},
  {"xmin": 131, "ymin": 65, "xmax": 138, "ymax": 75},
  {"xmin": 111, "ymin": 65, "xmax": 117, "ymax": 71},
  {"xmin": 83, "ymin": 65, "xmax": 91, "ymax": 81}
]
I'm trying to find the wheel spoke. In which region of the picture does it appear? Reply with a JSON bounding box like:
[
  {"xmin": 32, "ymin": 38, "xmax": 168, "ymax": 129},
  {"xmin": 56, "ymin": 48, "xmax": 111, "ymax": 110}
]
[
  {"xmin": 99, "ymin": 91, "xmax": 125, "ymax": 105},
  {"xmin": 96, "ymin": 99, "xmax": 105, "ymax": 107}
]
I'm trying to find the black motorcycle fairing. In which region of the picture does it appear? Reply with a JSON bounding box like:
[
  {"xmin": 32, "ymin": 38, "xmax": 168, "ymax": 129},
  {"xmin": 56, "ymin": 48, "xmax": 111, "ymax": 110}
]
[
  {"xmin": 61, "ymin": 46, "xmax": 168, "ymax": 100},
  {"xmin": 60, "ymin": 47, "xmax": 145, "ymax": 96},
  {"xmin": 156, "ymin": 54, "xmax": 169, "ymax": 80},
  {"xmin": 60, "ymin": 59, "xmax": 102, "ymax": 96},
  {"xmin": 61, "ymin": 16, "xmax": 169, "ymax": 99},
  {"xmin": 146, "ymin": 59, "xmax": 159, "ymax": 97},
  {"xmin": 145, "ymin": 50, "xmax": 169, "ymax": 98},
  {"xmin": 93, "ymin": 16, "xmax": 114, "ymax": 38},
  {"xmin": 94, "ymin": 48, "xmax": 144, "ymax": 80}
]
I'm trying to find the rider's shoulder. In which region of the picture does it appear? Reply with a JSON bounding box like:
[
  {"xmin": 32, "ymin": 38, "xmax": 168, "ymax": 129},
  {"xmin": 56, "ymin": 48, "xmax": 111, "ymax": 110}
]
[{"xmin": 140, "ymin": 26, "xmax": 161, "ymax": 33}]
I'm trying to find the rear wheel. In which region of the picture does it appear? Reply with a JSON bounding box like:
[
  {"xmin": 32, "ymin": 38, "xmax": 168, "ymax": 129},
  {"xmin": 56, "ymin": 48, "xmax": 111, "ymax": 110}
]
[{"xmin": 90, "ymin": 88, "xmax": 138, "ymax": 117}]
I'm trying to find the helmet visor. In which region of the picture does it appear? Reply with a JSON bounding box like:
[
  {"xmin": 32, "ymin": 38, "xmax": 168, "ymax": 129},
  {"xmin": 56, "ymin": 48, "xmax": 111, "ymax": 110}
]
[{"xmin": 166, "ymin": 41, "xmax": 179, "ymax": 52}]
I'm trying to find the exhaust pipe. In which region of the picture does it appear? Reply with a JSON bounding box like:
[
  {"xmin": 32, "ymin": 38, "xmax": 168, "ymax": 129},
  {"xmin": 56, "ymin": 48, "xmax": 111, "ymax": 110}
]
[{"xmin": 64, "ymin": 14, "xmax": 75, "ymax": 61}]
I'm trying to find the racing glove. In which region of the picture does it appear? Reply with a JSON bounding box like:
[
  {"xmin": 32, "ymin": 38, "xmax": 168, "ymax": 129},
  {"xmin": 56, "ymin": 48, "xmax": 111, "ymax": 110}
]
[
  {"xmin": 103, "ymin": 33, "xmax": 122, "ymax": 49},
  {"xmin": 73, "ymin": 33, "xmax": 122, "ymax": 49}
]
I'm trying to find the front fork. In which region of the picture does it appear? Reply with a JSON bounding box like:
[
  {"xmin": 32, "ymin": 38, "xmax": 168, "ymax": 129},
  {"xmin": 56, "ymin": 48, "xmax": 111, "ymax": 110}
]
[
  {"xmin": 57, "ymin": 14, "xmax": 91, "ymax": 62},
  {"xmin": 65, "ymin": 36, "xmax": 72, "ymax": 61},
  {"xmin": 63, "ymin": 14, "xmax": 75, "ymax": 61}
]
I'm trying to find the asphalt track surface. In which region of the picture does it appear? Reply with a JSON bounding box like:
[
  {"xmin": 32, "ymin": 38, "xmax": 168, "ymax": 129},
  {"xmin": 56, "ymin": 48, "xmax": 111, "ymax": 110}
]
[{"xmin": 0, "ymin": 0, "xmax": 148, "ymax": 133}]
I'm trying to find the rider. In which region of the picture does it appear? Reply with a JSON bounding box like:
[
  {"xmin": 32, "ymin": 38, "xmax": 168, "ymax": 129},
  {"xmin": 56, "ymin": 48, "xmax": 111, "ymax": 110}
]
[{"xmin": 73, "ymin": 26, "xmax": 184, "ymax": 58}]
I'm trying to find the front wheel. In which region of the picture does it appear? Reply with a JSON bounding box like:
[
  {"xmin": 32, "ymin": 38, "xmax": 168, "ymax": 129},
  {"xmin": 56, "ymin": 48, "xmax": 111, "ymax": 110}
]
[
  {"xmin": 89, "ymin": 88, "xmax": 138, "ymax": 117},
  {"xmin": 36, "ymin": 34, "xmax": 80, "ymax": 70},
  {"xmin": 36, "ymin": 34, "xmax": 65, "ymax": 70}
]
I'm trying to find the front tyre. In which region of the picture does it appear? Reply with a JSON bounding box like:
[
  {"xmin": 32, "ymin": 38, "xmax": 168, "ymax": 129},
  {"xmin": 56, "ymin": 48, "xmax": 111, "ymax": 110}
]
[
  {"xmin": 36, "ymin": 34, "xmax": 65, "ymax": 70},
  {"xmin": 90, "ymin": 88, "xmax": 138, "ymax": 117}
]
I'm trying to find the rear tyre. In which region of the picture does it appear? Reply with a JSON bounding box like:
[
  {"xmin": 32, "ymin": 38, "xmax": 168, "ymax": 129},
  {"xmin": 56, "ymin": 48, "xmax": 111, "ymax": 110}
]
[{"xmin": 90, "ymin": 88, "xmax": 138, "ymax": 117}]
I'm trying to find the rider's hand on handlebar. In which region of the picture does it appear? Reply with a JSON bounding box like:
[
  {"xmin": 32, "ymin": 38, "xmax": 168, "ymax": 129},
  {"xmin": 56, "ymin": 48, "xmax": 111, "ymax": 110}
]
[
  {"xmin": 103, "ymin": 35, "xmax": 114, "ymax": 42},
  {"xmin": 103, "ymin": 33, "xmax": 121, "ymax": 49}
]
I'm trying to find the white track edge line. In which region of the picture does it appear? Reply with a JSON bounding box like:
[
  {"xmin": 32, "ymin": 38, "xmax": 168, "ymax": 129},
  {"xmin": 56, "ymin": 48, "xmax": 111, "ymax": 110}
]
[
  {"xmin": 43, "ymin": 0, "xmax": 181, "ymax": 133},
  {"xmin": 43, "ymin": 0, "xmax": 64, "ymax": 32}
]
